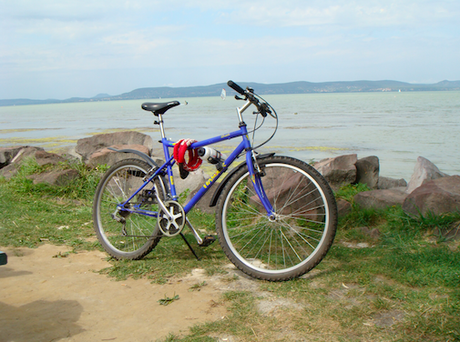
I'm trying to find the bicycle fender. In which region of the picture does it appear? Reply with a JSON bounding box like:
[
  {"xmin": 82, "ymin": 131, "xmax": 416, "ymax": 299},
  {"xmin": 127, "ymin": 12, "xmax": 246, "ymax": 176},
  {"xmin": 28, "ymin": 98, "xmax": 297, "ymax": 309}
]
[
  {"xmin": 107, "ymin": 147, "xmax": 159, "ymax": 168},
  {"xmin": 209, "ymin": 153, "xmax": 275, "ymax": 207}
]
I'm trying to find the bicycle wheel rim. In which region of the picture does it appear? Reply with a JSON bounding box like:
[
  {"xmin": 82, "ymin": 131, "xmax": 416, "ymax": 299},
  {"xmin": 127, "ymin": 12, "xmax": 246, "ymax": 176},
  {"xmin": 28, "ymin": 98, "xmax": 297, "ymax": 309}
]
[
  {"xmin": 221, "ymin": 162, "xmax": 332, "ymax": 275},
  {"xmin": 94, "ymin": 162, "xmax": 161, "ymax": 257}
]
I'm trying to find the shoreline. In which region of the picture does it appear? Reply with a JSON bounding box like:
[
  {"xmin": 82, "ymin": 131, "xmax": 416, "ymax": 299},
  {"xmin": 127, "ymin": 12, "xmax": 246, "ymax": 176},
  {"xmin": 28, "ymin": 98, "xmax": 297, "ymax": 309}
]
[{"xmin": 2, "ymin": 92, "xmax": 459, "ymax": 181}]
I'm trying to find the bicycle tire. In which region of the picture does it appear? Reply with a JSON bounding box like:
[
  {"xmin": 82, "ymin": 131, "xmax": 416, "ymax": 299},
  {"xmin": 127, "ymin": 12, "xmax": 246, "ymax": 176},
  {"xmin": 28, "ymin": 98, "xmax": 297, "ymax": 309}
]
[
  {"xmin": 216, "ymin": 155, "xmax": 337, "ymax": 281},
  {"xmin": 93, "ymin": 158, "xmax": 165, "ymax": 260}
]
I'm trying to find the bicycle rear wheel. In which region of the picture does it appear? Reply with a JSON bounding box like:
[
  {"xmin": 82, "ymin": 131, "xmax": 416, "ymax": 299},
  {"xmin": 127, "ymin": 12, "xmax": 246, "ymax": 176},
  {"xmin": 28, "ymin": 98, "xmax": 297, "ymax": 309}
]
[
  {"xmin": 216, "ymin": 155, "xmax": 337, "ymax": 281},
  {"xmin": 93, "ymin": 158, "xmax": 165, "ymax": 260}
]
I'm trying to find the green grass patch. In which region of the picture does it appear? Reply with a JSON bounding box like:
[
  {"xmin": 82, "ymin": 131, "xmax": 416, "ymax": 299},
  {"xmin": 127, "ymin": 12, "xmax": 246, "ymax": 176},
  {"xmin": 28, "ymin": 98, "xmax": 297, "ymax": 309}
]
[{"xmin": 1, "ymin": 162, "xmax": 459, "ymax": 341}]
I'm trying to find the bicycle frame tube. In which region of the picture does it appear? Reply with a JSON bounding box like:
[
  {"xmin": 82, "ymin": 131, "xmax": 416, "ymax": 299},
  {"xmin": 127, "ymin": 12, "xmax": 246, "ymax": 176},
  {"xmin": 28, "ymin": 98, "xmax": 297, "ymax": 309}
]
[
  {"xmin": 119, "ymin": 127, "xmax": 249, "ymax": 210},
  {"xmin": 119, "ymin": 105, "xmax": 275, "ymax": 217},
  {"xmin": 183, "ymin": 139, "xmax": 246, "ymax": 213}
]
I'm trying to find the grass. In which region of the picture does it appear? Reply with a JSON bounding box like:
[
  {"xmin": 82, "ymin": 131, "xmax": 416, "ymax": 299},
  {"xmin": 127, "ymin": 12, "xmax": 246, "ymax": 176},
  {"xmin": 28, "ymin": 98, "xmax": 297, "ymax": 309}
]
[{"xmin": 1, "ymin": 162, "xmax": 459, "ymax": 341}]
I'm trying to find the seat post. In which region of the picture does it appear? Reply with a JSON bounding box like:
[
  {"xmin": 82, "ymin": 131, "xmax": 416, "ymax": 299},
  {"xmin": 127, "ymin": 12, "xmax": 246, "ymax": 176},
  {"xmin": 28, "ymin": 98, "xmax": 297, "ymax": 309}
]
[{"xmin": 156, "ymin": 113, "xmax": 166, "ymax": 139}]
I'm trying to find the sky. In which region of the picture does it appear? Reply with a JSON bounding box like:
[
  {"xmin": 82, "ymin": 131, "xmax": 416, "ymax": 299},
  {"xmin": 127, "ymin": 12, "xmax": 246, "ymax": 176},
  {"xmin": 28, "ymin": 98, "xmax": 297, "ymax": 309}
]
[{"xmin": 1, "ymin": 0, "xmax": 459, "ymax": 100}]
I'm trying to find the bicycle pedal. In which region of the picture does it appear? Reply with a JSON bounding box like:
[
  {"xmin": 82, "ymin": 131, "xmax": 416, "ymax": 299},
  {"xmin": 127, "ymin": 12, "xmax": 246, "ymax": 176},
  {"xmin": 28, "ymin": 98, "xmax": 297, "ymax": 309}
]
[{"xmin": 198, "ymin": 235, "xmax": 216, "ymax": 247}]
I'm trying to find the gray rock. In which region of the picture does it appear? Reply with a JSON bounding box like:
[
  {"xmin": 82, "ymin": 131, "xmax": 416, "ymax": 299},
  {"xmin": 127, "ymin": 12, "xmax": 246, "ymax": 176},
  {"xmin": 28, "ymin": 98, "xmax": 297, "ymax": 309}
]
[
  {"xmin": 406, "ymin": 156, "xmax": 448, "ymax": 194},
  {"xmin": 314, "ymin": 154, "xmax": 358, "ymax": 190},
  {"xmin": 7, "ymin": 146, "xmax": 45, "ymax": 164},
  {"xmin": 355, "ymin": 156, "xmax": 379, "ymax": 189},
  {"xmin": 337, "ymin": 198, "xmax": 352, "ymax": 217},
  {"xmin": 86, "ymin": 144, "xmax": 151, "ymax": 167},
  {"xmin": 403, "ymin": 175, "xmax": 460, "ymax": 216},
  {"xmin": 28, "ymin": 169, "xmax": 80, "ymax": 186},
  {"xmin": 0, "ymin": 146, "xmax": 45, "ymax": 179},
  {"xmin": 176, "ymin": 168, "xmax": 208, "ymax": 196},
  {"xmin": 173, "ymin": 169, "xmax": 215, "ymax": 214},
  {"xmin": 378, "ymin": 176, "xmax": 407, "ymax": 190},
  {"xmin": 0, "ymin": 164, "xmax": 20, "ymax": 179},
  {"xmin": 34, "ymin": 150, "xmax": 66, "ymax": 166},
  {"xmin": 354, "ymin": 187, "xmax": 407, "ymax": 210},
  {"xmin": 246, "ymin": 171, "xmax": 328, "ymax": 223},
  {"xmin": 0, "ymin": 147, "xmax": 23, "ymax": 168},
  {"xmin": 76, "ymin": 131, "xmax": 154, "ymax": 162},
  {"xmin": 186, "ymin": 185, "xmax": 216, "ymax": 214}
]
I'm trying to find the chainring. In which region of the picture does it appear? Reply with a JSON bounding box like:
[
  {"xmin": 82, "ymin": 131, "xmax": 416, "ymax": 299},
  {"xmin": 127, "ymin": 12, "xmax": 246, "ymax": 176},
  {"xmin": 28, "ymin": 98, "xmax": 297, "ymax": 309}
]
[{"xmin": 158, "ymin": 200, "xmax": 186, "ymax": 237}]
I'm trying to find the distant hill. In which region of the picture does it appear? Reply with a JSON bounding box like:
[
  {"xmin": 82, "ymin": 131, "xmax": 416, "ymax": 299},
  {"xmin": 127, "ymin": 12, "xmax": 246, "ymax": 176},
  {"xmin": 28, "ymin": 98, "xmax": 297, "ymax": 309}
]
[{"xmin": 1, "ymin": 80, "xmax": 459, "ymax": 107}]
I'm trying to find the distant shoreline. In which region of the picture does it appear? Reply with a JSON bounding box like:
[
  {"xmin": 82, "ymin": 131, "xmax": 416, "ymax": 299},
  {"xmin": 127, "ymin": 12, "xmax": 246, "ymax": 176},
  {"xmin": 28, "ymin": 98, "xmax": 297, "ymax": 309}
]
[{"xmin": 1, "ymin": 80, "xmax": 459, "ymax": 107}]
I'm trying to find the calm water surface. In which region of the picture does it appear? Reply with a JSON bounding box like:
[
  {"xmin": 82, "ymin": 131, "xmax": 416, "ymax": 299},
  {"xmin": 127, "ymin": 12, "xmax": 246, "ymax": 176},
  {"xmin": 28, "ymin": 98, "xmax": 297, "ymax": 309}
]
[{"xmin": 1, "ymin": 91, "xmax": 459, "ymax": 180}]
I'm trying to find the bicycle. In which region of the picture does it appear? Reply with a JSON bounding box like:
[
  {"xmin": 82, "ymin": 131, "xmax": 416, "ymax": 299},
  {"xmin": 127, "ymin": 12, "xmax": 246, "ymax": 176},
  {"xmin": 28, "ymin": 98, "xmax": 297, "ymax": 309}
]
[{"xmin": 93, "ymin": 80, "xmax": 338, "ymax": 281}]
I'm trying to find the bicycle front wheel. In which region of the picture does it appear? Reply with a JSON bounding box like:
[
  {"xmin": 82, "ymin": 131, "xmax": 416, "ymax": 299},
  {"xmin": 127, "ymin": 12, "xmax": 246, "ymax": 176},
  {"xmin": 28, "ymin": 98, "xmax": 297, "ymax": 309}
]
[
  {"xmin": 216, "ymin": 155, "xmax": 337, "ymax": 281},
  {"xmin": 93, "ymin": 158, "xmax": 165, "ymax": 260}
]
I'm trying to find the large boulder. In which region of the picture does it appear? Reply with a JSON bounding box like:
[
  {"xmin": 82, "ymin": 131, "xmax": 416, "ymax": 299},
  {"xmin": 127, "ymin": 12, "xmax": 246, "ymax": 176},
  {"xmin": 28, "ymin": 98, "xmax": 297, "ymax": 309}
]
[
  {"xmin": 86, "ymin": 144, "xmax": 151, "ymax": 168},
  {"xmin": 76, "ymin": 131, "xmax": 154, "ymax": 162},
  {"xmin": 354, "ymin": 188, "xmax": 407, "ymax": 210},
  {"xmin": 28, "ymin": 169, "xmax": 80, "ymax": 187},
  {"xmin": 378, "ymin": 176, "xmax": 407, "ymax": 190},
  {"xmin": 0, "ymin": 146, "xmax": 45, "ymax": 179},
  {"xmin": 337, "ymin": 198, "xmax": 352, "ymax": 217},
  {"xmin": 403, "ymin": 176, "xmax": 460, "ymax": 216},
  {"xmin": 406, "ymin": 156, "xmax": 448, "ymax": 194},
  {"xmin": 314, "ymin": 154, "xmax": 357, "ymax": 190},
  {"xmin": 355, "ymin": 156, "xmax": 379, "ymax": 189},
  {"xmin": 249, "ymin": 172, "xmax": 326, "ymax": 222},
  {"xmin": 34, "ymin": 150, "xmax": 66, "ymax": 166},
  {"xmin": 180, "ymin": 169, "xmax": 214, "ymax": 214},
  {"xmin": 0, "ymin": 147, "xmax": 24, "ymax": 168}
]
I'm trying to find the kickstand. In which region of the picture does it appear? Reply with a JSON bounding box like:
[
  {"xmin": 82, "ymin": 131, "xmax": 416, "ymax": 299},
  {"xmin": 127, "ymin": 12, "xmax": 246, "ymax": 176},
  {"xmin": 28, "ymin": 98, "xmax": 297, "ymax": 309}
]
[{"xmin": 180, "ymin": 233, "xmax": 200, "ymax": 261}]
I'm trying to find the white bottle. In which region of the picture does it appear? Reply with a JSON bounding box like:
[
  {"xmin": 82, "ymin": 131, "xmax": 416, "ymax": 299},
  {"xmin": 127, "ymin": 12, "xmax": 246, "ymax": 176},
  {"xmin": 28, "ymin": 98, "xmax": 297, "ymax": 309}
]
[{"xmin": 197, "ymin": 147, "xmax": 226, "ymax": 165}]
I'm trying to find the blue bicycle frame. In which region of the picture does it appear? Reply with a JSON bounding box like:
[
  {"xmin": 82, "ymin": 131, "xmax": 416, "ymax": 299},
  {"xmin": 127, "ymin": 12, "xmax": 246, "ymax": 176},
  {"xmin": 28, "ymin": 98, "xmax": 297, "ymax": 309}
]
[{"xmin": 118, "ymin": 100, "xmax": 275, "ymax": 219}]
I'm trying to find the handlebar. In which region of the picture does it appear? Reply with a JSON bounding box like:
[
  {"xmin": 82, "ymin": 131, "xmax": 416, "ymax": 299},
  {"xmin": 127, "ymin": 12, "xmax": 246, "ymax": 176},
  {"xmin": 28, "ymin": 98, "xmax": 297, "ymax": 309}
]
[
  {"xmin": 227, "ymin": 80, "xmax": 272, "ymax": 118},
  {"xmin": 227, "ymin": 80, "xmax": 245, "ymax": 95}
]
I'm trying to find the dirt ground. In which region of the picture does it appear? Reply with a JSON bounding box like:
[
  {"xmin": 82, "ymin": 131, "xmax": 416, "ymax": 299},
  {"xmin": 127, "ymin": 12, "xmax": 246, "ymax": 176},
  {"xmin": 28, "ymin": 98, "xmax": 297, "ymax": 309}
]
[{"xmin": 0, "ymin": 244, "xmax": 232, "ymax": 342}]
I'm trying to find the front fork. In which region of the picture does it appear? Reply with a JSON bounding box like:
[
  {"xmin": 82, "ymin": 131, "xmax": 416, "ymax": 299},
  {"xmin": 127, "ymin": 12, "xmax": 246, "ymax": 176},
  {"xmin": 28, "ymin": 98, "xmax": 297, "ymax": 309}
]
[{"xmin": 247, "ymin": 151, "xmax": 276, "ymax": 219}]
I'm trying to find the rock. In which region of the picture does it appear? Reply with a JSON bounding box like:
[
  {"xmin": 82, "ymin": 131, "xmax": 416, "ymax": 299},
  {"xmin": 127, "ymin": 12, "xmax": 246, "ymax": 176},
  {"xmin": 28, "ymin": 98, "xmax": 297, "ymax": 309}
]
[
  {"xmin": 250, "ymin": 172, "xmax": 326, "ymax": 222},
  {"xmin": 337, "ymin": 198, "xmax": 352, "ymax": 217},
  {"xmin": 86, "ymin": 144, "xmax": 150, "ymax": 167},
  {"xmin": 176, "ymin": 168, "xmax": 208, "ymax": 196},
  {"xmin": 406, "ymin": 156, "xmax": 448, "ymax": 194},
  {"xmin": 314, "ymin": 154, "xmax": 358, "ymax": 191},
  {"xmin": 34, "ymin": 150, "xmax": 66, "ymax": 166},
  {"xmin": 180, "ymin": 169, "xmax": 214, "ymax": 214},
  {"xmin": 0, "ymin": 146, "xmax": 45, "ymax": 179},
  {"xmin": 28, "ymin": 169, "xmax": 80, "ymax": 187},
  {"xmin": 378, "ymin": 176, "xmax": 407, "ymax": 190},
  {"xmin": 355, "ymin": 156, "xmax": 379, "ymax": 189},
  {"xmin": 186, "ymin": 185, "xmax": 216, "ymax": 215},
  {"xmin": 5, "ymin": 146, "xmax": 45, "ymax": 164},
  {"xmin": 354, "ymin": 187, "xmax": 407, "ymax": 210},
  {"xmin": 0, "ymin": 164, "xmax": 20, "ymax": 179},
  {"xmin": 0, "ymin": 147, "xmax": 23, "ymax": 168},
  {"xmin": 403, "ymin": 175, "xmax": 460, "ymax": 216},
  {"xmin": 76, "ymin": 131, "xmax": 154, "ymax": 162}
]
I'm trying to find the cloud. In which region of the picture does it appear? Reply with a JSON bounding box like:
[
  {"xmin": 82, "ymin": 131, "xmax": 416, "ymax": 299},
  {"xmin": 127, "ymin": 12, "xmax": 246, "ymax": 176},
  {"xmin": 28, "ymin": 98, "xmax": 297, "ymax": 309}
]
[{"xmin": 0, "ymin": 0, "xmax": 459, "ymax": 98}]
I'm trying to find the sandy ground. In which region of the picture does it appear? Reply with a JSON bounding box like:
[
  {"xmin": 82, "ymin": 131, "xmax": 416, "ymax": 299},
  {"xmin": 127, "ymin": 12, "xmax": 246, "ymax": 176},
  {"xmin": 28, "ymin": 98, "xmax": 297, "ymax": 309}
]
[{"xmin": 0, "ymin": 244, "xmax": 229, "ymax": 342}]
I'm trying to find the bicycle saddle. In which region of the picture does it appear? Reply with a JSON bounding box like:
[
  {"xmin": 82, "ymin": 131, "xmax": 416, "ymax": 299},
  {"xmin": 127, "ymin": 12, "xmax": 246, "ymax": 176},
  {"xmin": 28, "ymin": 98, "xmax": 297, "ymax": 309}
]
[{"xmin": 141, "ymin": 101, "xmax": 180, "ymax": 115}]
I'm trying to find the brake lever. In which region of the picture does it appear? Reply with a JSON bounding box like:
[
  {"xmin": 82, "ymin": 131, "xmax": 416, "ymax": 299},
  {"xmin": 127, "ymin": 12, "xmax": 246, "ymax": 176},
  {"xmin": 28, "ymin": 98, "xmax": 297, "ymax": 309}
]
[{"xmin": 234, "ymin": 95, "xmax": 245, "ymax": 101}]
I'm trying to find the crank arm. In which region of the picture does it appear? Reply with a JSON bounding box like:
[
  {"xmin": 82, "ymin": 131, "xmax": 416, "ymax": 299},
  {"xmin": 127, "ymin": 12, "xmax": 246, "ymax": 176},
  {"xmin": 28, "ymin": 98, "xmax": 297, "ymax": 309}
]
[
  {"xmin": 153, "ymin": 183, "xmax": 173, "ymax": 219},
  {"xmin": 185, "ymin": 217, "xmax": 203, "ymax": 245}
]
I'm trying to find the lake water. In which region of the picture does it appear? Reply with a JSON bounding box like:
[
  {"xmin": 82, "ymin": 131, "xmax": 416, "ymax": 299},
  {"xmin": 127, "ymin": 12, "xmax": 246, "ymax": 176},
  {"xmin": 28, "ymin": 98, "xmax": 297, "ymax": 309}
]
[{"xmin": 1, "ymin": 91, "xmax": 459, "ymax": 180}]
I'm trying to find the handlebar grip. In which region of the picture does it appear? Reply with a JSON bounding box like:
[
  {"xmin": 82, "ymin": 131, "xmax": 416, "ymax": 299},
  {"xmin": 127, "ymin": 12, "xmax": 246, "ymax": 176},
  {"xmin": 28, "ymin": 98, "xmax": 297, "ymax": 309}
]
[{"xmin": 227, "ymin": 80, "xmax": 245, "ymax": 95}]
